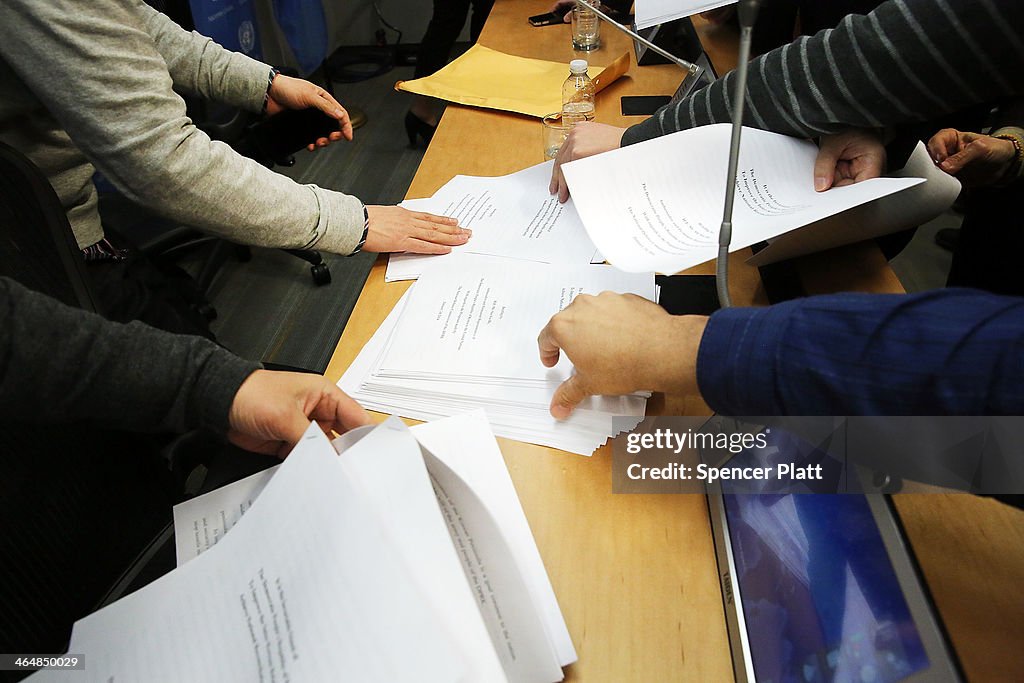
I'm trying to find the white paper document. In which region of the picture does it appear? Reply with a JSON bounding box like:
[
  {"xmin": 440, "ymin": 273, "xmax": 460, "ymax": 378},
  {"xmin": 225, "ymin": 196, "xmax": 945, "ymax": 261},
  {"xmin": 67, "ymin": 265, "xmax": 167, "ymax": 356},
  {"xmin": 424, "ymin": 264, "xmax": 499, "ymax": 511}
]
[
  {"xmin": 635, "ymin": 0, "xmax": 737, "ymax": 30},
  {"xmin": 43, "ymin": 418, "xmax": 578, "ymax": 683},
  {"xmin": 161, "ymin": 415, "xmax": 573, "ymax": 682},
  {"xmin": 562, "ymin": 124, "xmax": 924, "ymax": 274},
  {"xmin": 387, "ymin": 161, "xmax": 600, "ymax": 282},
  {"xmin": 746, "ymin": 141, "xmax": 961, "ymax": 266},
  {"xmin": 343, "ymin": 254, "xmax": 654, "ymax": 455},
  {"xmin": 36, "ymin": 425, "xmax": 475, "ymax": 682}
]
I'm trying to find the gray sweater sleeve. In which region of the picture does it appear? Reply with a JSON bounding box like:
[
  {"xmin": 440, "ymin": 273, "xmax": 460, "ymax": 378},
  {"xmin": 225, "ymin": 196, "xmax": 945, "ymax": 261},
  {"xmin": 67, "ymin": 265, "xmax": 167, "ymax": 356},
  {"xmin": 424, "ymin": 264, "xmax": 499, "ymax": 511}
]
[
  {"xmin": 622, "ymin": 0, "xmax": 1024, "ymax": 145},
  {"xmin": 0, "ymin": 0, "xmax": 363, "ymax": 255},
  {"xmin": 0, "ymin": 278, "xmax": 260, "ymax": 434},
  {"xmin": 135, "ymin": 1, "xmax": 269, "ymax": 113}
]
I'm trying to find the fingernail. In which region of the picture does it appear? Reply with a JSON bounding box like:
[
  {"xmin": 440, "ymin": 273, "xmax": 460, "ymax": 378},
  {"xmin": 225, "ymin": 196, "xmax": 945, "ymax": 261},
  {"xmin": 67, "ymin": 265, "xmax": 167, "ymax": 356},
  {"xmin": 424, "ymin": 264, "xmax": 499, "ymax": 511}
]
[
  {"xmin": 460, "ymin": 228, "xmax": 472, "ymax": 235},
  {"xmin": 814, "ymin": 176, "xmax": 828, "ymax": 191},
  {"xmin": 551, "ymin": 404, "xmax": 571, "ymax": 421},
  {"xmin": 335, "ymin": 109, "xmax": 345, "ymax": 118}
]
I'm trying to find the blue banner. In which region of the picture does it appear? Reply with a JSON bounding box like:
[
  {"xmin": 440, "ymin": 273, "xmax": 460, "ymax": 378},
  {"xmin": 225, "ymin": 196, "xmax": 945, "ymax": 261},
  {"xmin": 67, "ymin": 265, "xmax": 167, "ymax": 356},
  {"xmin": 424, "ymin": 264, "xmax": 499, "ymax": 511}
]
[
  {"xmin": 189, "ymin": 0, "xmax": 263, "ymax": 59},
  {"xmin": 272, "ymin": 0, "xmax": 328, "ymax": 76}
]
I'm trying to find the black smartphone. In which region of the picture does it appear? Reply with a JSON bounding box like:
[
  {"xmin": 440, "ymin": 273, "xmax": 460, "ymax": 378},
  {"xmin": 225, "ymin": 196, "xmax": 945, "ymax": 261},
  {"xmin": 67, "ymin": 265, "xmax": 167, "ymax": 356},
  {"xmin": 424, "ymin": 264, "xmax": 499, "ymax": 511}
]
[
  {"xmin": 243, "ymin": 107, "xmax": 342, "ymax": 164},
  {"xmin": 529, "ymin": 12, "xmax": 563, "ymax": 26},
  {"xmin": 620, "ymin": 95, "xmax": 672, "ymax": 116}
]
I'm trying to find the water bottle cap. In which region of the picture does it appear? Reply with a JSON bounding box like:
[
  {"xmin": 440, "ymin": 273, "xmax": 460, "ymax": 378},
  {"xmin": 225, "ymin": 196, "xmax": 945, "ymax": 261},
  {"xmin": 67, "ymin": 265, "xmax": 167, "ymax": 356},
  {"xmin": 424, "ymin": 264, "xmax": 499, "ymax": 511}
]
[{"xmin": 569, "ymin": 59, "xmax": 588, "ymax": 74}]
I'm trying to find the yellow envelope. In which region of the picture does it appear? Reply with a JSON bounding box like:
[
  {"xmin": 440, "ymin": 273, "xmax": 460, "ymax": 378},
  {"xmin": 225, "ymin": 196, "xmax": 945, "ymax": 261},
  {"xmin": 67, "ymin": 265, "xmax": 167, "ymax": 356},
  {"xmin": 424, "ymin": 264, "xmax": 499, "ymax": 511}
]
[{"xmin": 396, "ymin": 44, "xmax": 631, "ymax": 118}]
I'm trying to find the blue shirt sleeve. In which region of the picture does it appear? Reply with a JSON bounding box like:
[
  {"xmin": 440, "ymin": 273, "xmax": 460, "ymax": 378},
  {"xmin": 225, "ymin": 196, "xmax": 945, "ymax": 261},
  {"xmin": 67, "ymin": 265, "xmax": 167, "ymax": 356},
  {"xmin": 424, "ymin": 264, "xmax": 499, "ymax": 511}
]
[{"xmin": 696, "ymin": 289, "xmax": 1024, "ymax": 415}]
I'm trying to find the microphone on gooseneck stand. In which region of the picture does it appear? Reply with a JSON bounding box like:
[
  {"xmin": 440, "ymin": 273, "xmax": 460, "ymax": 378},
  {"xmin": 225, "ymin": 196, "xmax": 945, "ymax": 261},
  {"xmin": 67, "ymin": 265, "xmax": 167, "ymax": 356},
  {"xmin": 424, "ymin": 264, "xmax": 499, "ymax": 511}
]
[
  {"xmin": 574, "ymin": 0, "xmax": 706, "ymax": 84},
  {"xmin": 716, "ymin": 0, "xmax": 761, "ymax": 309}
]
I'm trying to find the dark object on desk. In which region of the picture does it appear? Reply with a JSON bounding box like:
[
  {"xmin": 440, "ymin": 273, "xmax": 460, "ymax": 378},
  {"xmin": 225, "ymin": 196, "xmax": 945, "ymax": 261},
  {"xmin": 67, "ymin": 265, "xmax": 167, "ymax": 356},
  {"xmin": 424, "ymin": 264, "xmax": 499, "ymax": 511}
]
[
  {"xmin": 621, "ymin": 95, "xmax": 673, "ymax": 116},
  {"xmin": 529, "ymin": 11, "xmax": 563, "ymax": 26},
  {"xmin": 657, "ymin": 275, "xmax": 721, "ymax": 316},
  {"xmin": 632, "ymin": 17, "xmax": 705, "ymax": 66}
]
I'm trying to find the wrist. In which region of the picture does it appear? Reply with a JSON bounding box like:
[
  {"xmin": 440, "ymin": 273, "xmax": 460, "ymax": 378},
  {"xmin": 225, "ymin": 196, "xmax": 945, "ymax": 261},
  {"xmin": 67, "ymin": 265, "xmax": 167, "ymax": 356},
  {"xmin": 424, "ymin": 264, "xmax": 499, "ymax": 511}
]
[
  {"xmin": 262, "ymin": 67, "xmax": 281, "ymax": 115},
  {"xmin": 993, "ymin": 128, "xmax": 1024, "ymax": 186},
  {"xmin": 648, "ymin": 314, "xmax": 707, "ymax": 396}
]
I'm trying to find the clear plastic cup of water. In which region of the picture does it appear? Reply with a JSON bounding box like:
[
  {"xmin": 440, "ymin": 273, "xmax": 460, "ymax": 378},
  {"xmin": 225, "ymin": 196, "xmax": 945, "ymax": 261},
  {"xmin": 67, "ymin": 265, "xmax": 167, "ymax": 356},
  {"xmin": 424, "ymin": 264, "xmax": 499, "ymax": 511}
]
[
  {"xmin": 572, "ymin": 0, "xmax": 601, "ymax": 51},
  {"xmin": 542, "ymin": 113, "xmax": 574, "ymax": 160}
]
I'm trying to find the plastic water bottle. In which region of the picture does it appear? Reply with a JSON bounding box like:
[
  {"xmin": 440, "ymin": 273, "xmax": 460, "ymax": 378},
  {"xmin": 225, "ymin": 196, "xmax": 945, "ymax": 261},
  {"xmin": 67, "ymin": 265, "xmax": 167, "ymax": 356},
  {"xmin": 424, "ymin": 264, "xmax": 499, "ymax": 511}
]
[
  {"xmin": 572, "ymin": 0, "xmax": 601, "ymax": 51},
  {"xmin": 561, "ymin": 59, "xmax": 596, "ymax": 125}
]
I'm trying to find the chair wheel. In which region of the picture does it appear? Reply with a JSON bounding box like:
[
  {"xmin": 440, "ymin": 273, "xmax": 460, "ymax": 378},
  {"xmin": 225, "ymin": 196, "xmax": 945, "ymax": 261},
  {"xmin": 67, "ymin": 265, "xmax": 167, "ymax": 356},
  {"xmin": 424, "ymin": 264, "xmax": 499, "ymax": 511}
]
[{"xmin": 310, "ymin": 262, "xmax": 331, "ymax": 285}]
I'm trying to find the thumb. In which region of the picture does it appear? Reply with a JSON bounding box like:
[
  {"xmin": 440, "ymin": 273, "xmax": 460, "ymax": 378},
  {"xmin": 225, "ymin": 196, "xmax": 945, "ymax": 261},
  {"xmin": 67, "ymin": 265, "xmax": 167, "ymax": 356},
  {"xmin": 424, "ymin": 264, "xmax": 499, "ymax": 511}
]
[
  {"xmin": 813, "ymin": 141, "xmax": 841, "ymax": 192},
  {"xmin": 277, "ymin": 405, "xmax": 314, "ymax": 448},
  {"xmin": 940, "ymin": 142, "xmax": 983, "ymax": 175},
  {"xmin": 550, "ymin": 374, "xmax": 591, "ymax": 420}
]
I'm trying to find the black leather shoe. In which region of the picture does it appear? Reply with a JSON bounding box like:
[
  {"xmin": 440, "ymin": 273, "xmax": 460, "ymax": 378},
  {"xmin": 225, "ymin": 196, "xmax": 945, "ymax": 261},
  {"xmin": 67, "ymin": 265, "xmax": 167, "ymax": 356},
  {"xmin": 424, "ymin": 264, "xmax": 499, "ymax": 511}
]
[{"xmin": 405, "ymin": 111, "xmax": 436, "ymax": 147}]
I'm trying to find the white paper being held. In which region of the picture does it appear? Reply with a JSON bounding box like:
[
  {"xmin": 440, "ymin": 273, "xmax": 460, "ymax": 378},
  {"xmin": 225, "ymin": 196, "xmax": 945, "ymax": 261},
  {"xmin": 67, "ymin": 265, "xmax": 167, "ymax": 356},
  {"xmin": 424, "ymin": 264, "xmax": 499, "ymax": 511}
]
[{"xmin": 561, "ymin": 123, "xmax": 923, "ymax": 275}]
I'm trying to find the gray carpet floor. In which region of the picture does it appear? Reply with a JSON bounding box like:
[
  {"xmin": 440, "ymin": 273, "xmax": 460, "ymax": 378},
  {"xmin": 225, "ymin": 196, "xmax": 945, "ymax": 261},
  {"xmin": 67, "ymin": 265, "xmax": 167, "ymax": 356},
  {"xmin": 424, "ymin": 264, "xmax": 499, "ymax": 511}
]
[{"xmin": 204, "ymin": 65, "xmax": 423, "ymax": 372}]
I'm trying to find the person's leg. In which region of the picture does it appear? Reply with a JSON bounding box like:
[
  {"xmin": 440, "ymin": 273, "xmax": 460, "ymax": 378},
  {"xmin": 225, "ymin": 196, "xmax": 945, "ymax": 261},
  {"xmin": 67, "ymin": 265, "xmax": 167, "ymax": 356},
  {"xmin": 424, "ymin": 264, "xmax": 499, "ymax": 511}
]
[
  {"xmin": 410, "ymin": 0, "xmax": 473, "ymax": 132},
  {"xmin": 414, "ymin": 0, "xmax": 473, "ymax": 80},
  {"xmin": 468, "ymin": 0, "xmax": 495, "ymax": 43}
]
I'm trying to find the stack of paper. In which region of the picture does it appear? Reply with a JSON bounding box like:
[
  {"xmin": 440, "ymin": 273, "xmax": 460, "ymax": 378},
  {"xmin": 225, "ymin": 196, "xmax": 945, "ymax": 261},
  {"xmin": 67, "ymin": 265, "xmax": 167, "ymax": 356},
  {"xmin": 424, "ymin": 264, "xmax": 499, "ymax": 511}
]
[
  {"xmin": 38, "ymin": 415, "xmax": 576, "ymax": 682},
  {"xmin": 389, "ymin": 161, "xmax": 602, "ymax": 282},
  {"xmin": 342, "ymin": 254, "xmax": 655, "ymax": 455},
  {"xmin": 562, "ymin": 123, "xmax": 925, "ymax": 274},
  {"xmin": 635, "ymin": 0, "xmax": 737, "ymax": 31}
]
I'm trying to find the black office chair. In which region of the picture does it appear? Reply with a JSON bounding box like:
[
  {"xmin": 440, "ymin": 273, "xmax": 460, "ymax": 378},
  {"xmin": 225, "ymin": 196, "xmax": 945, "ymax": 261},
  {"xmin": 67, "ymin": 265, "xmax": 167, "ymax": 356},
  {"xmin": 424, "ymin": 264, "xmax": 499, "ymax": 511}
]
[
  {"xmin": 0, "ymin": 144, "xmax": 277, "ymax": 669},
  {"xmin": 0, "ymin": 144, "xmax": 101, "ymax": 313}
]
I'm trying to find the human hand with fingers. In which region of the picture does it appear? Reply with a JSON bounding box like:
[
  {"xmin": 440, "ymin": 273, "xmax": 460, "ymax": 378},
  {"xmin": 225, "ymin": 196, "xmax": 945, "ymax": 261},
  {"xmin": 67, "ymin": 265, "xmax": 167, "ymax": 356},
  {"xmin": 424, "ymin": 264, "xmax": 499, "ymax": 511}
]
[
  {"xmin": 266, "ymin": 73, "xmax": 353, "ymax": 151},
  {"xmin": 549, "ymin": 122, "xmax": 627, "ymax": 203},
  {"xmin": 537, "ymin": 292, "xmax": 708, "ymax": 419},
  {"xmin": 927, "ymin": 128, "xmax": 1019, "ymax": 187},
  {"xmin": 814, "ymin": 129, "xmax": 887, "ymax": 192},
  {"xmin": 364, "ymin": 205, "xmax": 472, "ymax": 254},
  {"xmin": 227, "ymin": 370, "xmax": 373, "ymax": 457}
]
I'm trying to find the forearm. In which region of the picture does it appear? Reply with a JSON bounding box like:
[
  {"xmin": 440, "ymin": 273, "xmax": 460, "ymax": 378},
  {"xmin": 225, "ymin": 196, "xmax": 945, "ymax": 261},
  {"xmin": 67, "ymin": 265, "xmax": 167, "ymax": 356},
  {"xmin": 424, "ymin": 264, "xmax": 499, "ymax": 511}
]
[
  {"xmin": 0, "ymin": 278, "xmax": 259, "ymax": 432},
  {"xmin": 134, "ymin": 0, "xmax": 269, "ymax": 113},
  {"xmin": 696, "ymin": 289, "xmax": 1024, "ymax": 416},
  {"xmin": 622, "ymin": 0, "xmax": 1024, "ymax": 145}
]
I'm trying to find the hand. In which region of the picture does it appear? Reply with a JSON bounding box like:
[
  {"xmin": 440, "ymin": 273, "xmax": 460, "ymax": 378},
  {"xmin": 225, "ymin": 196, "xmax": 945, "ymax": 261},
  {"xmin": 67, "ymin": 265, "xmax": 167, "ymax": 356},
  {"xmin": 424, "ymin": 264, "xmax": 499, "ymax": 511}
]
[
  {"xmin": 227, "ymin": 370, "xmax": 372, "ymax": 457},
  {"xmin": 537, "ymin": 292, "xmax": 708, "ymax": 419},
  {"xmin": 549, "ymin": 122, "xmax": 627, "ymax": 203},
  {"xmin": 363, "ymin": 205, "xmax": 471, "ymax": 254},
  {"xmin": 266, "ymin": 74, "xmax": 353, "ymax": 150},
  {"xmin": 814, "ymin": 129, "xmax": 887, "ymax": 191},
  {"xmin": 927, "ymin": 128, "xmax": 1017, "ymax": 187},
  {"xmin": 551, "ymin": 0, "xmax": 574, "ymax": 22}
]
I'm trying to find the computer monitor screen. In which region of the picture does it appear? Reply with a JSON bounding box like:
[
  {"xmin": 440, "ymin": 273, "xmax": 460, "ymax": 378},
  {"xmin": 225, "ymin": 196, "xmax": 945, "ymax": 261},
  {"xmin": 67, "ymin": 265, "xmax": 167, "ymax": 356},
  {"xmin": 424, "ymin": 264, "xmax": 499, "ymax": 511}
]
[{"xmin": 720, "ymin": 491, "xmax": 930, "ymax": 683}]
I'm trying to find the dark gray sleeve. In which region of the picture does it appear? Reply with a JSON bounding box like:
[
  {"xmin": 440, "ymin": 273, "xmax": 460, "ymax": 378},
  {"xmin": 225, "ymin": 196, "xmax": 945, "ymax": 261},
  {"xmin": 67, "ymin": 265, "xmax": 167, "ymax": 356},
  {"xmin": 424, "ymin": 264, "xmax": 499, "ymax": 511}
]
[
  {"xmin": 622, "ymin": 0, "xmax": 1024, "ymax": 146},
  {"xmin": 0, "ymin": 277, "xmax": 260, "ymax": 434}
]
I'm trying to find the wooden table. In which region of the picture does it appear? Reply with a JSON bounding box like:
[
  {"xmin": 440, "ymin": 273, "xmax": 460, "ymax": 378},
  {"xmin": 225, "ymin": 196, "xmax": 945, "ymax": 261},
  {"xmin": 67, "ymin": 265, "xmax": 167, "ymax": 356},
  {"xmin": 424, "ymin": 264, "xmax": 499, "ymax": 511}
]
[{"xmin": 326, "ymin": 2, "xmax": 1024, "ymax": 680}]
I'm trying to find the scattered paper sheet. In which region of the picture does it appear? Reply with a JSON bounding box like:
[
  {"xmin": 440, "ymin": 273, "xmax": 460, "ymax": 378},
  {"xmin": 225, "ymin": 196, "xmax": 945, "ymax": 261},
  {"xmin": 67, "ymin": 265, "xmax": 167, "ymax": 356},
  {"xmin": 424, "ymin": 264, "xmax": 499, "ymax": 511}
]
[
  {"xmin": 36, "ymin": 425, "xmax": 474, "ymax": 682},
  {"xmin": 635, "ymin": 0, "xmax": 737, "ymax": 30},
  {"xmin": 165, "ymin": 414, "xmax": 576, "ymax": 683},
  {"xmin": 746, "ymin": 141, "xmax": 961, "ymax": 266},
  {"xmin": 387, "ymin": 162, "xmax": 600, "ymax": 282},
  {"xmin": 396, "ymin": 44, "xmax": 630, "ymax": 118},
  {"xmin": 412, "ymin": 412, "xmax": 577, "ymax": 667},
  {"xmin": 562, "ymin": 124, "xmax": 923, "ymax": 274}
]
